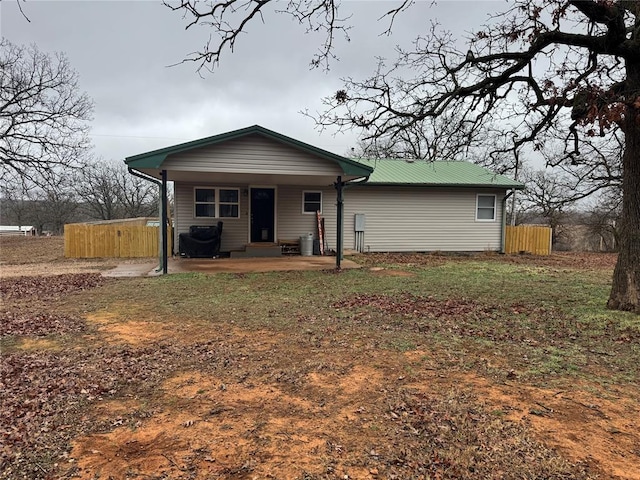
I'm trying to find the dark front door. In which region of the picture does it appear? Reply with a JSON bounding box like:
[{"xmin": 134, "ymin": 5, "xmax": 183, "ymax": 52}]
[{"xmin": 250, "ymin": 188, "xmax": 275, "ymax": 243}]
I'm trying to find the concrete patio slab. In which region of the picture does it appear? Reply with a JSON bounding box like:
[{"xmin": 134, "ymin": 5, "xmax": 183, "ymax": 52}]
[
  {"xmin": 165, "ymin": 256, "xmax": 361, "ymax": 274},
  {"xmin": 102, "ymin": 261, "xmax": 158, "ymax": 277},
  {"xmin": 103, "ymin": 256, "xmax": 361, "ymax": 277}
]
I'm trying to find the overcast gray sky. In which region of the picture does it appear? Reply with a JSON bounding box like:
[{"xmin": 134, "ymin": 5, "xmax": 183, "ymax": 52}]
[{"xmin": 1, "ymin": 1, "xmax": 496, "ymax": 163}]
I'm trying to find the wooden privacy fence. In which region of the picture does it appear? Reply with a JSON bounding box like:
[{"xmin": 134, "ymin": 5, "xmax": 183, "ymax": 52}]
[
  {"xmin": 505, "ymin": 225, "xmax": 552, "ymax": 255},
  {"xmin": 65, "ymin": 222, "xmax": 172, "ymax": 258}
]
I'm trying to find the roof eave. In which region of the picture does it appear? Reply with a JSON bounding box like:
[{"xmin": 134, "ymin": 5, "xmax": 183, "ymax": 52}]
[
  {"xmin": 125, "ymin": 153, "xmax": 167, "ymax": 169},
  {"xmin": 361, "ymin": 182, "xmax": 525, "ymax": 189}
]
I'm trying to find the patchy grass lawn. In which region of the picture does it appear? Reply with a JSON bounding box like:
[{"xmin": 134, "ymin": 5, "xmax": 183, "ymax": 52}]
[{"xmin": 1, "ymin": 251, "xmax": 638, "ymax": 480}]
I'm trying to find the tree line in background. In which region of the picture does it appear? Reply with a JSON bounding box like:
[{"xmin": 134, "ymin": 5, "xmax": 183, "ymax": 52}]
[
  {"xmin": 0, "ymin": 32, "xmax": 622, "ymax": 242},
  {"xmin": 1, "ymin": 161, "xmax": 159, "ymax": 234},
  {"xmin": 0, "ymin": 38, "xmax": 158, "ymax": 234}
]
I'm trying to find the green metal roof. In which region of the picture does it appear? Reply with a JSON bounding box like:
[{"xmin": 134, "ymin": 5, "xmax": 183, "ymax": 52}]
[
  {"xmin": 125, "ymin": 125, "xmax": 373, "ymax": 178},
  {"xmin": 124, "ymin": 125, "xmax": 520, "ymax": 189},
  {"xmin": 356, "ymin": 159, "xmax": 524, "ymax": 189}
]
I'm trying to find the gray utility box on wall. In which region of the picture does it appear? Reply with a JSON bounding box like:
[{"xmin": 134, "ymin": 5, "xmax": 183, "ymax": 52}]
[{"xmin": 354, "ymin": 214, "xmax": 366, "ymax": 252}]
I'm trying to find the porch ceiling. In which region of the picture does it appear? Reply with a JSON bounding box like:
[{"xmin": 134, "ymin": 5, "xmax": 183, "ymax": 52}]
[{"xmin": 134, "ymin": 168, "xmax": 361, "ymax": 186}]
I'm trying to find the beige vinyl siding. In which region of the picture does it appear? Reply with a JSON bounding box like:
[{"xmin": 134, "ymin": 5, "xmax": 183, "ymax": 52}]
[
  {"xmin": 163, "ymin": 134, "xmax": 344, "ymax": 177},
  {"xmin": 277, "ymin": 185, "xmax": 337, "ymax": 246},
  {"xmin": 175, "ymin": 183, "xmax": 341, "ymax": 252},
  {"xmin": 175, "ymin": 181, "xmax": 506, "ymax": 254},
  {"xmin": 343, "ymin": 187, "xmax": 505, "ymax": 252},
  {"xmin": 174, "ymin": 182, "xmax": 248, "ymax": 252}
]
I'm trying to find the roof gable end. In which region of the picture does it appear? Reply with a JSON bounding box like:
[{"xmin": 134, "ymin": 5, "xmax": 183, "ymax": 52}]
[{"xmin": 125, "ymin": 125, "xmax": 372, "ymax": 177}]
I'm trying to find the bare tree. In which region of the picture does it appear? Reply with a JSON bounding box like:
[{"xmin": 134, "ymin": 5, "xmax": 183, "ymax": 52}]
[
  {"xmin": 585, "ymin": 186, "xmax": 622, "ymax": 252},
  {"xmin": 32, "ymin": 184, "xmax": 80, "ymax": 235},
  {"xmin": 520, "ymin": 169, "xmax": 581, "ymax": 246},
  {"xmin": 166, "ymin": 0, "xmax": 640, "ymax": 313},
  {"xmin": 75, "ymin": 160, "xmax": 158, "ymax": 221},
  {"xmin": 75, "ymin": 162, "xmax": 122, "ymax": 221},
  {"xmin": 0, "ymin": 39, "xmax": 93, "ymax": 184},
  {"xmin": 348, "ymin": 136, "xmax": 417, "ymax": 160},
  {"xmin": 1, "ymin": 174, "xmax": 81, "ymax": 234},
  {"xmin": 115, "ymin": 167, "xmax": 160, "ymax": 218},
  {"xmin": 0, "ymin": 181, "xmax": 32, "ymax": 228}
]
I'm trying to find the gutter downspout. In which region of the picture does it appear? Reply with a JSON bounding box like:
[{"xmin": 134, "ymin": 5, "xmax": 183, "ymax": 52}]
[
  {"xmin": 501, "ymin": 190, "xmax": 515, "ymax": 254},
  {"xmin": 127, "ymin": 167, "xmax": 166, "ymax": 273}
]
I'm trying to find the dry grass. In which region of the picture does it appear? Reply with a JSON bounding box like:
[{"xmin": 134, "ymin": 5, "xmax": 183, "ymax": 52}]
[
  {"xmin": 354, "ymin": 250, "xmax": 619, "ymax": 270},
  {"xmin": 0, "ymin": 236, "xmax": 65, "ymax": 264},
  {"xmin": 0, "ymin": 243, "xmax": 638, "ymax": 480},
  {"xmin": 0, "ymin": 236, "xmax": 136, "ymax": 277}
]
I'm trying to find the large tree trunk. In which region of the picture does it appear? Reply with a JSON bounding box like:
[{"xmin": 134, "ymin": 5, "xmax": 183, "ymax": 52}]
[{"xmin": 607, "ymin": 61, "xmax": 640, "ymax": 313}]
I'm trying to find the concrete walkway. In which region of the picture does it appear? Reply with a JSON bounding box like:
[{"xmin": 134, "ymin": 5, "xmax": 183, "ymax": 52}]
[
  {"xmin": 102, "ymin": 261, "xmax": 158, "ymax": 278},
  {"xmin": 103, "ymin": 256, "xmax": 361, "ymax": 277}
]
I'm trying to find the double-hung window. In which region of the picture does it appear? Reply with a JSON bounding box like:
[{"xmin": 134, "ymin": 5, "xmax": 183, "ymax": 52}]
[
  {"xmin": 218, "ymin": 189, "xmax": 239, "ymax": 218},
  {"xmin": 195, "ymin": 188, "xmax": 216, "ymax": 218},
  {"xmin": 194, "ymin": 187, "xmax": 240, "ymax": 218},
  {"xmin": 476, "ymin": 194, "xmax": 496, "ymax": 221},
  {"xmin": 302, "ymin": 191, "xmax": 322, "ymax": 214}
]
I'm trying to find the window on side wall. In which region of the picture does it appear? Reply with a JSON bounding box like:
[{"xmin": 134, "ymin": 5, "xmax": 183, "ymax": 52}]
[
  {"xmin": 194, "ymin": 187, "xmax": 240, "ymax": 218},
  {"xmin": 303, "ymin": 191, "xmax": 322, "ymax": 214},
  {"xmin": 476, "ymin": 194, "xmax": 496, "ymax": 221}
]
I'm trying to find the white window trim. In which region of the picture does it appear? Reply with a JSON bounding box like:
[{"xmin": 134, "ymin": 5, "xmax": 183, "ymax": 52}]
[
  {"xmin": 302, "ymin": 190, "xmax": 323, "ymax": 215},
  {"xmin": 194, "ymin": 186, "xmax": 240, "ymax": 219},
  {"xmin": 476, "ymin": 194, "xmax": 497, "ymax": 222}
]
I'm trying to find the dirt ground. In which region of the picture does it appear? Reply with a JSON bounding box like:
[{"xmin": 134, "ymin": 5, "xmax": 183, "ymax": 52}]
[
  {"xmin": 0, "ymin": 236, "xmax": 120, "ymax": 278},
  {"xmin": 1, "ymin": 237, "xmax": 638, "ymax": 479},
  {"xmin": 67, "ymin": 316, "xmax": 639, "ymax": 480}
]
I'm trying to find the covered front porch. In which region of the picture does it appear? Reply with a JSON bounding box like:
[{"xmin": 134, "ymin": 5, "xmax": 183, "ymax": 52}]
[{"xmin": 124, "ymin": 125, "xmax": 373, "ymax": 273}]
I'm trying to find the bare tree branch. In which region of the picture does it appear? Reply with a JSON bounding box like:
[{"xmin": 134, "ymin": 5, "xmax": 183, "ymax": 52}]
[
  {"xmin": 164, "ymin": 0, "xmax": 351, "ymax": 71},
  {"xmin": 16, "ymin": 0, "xmax": 31, "ymax": 22},
  {"xmin": 0, "ymin": 39, "xmax": 93, "ymax": 185}
]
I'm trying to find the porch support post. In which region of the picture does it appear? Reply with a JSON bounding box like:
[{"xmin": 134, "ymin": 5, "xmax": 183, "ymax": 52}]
[
  {"xmin": 161, "ymin": 169, "xmax": 168, "ymax": 274},
  {"xmin": 334, "ymin": 176, "xmax": 344, "ymax": 270}
]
